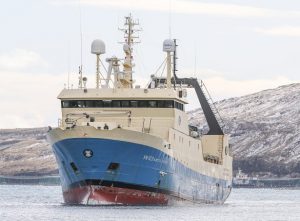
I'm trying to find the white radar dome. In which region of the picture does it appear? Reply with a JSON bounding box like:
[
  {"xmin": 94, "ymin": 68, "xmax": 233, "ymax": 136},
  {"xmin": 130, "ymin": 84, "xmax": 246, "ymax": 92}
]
[
  {"xmin": 91, "ymin": 39, "xmax": 106, "ymax": 55},
  {"xmin": 163, "ymin": 39, "xmax": 175, "ymax": 52}
]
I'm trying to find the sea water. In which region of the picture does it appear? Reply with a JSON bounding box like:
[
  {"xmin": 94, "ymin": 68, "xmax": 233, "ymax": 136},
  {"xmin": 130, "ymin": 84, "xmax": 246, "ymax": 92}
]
[{"xmin": 0, "ymin": 185, "xmax": 299, "ymax": 221}]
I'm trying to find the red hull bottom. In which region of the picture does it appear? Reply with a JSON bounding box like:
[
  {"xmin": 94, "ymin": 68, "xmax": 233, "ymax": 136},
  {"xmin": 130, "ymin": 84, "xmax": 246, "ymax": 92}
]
[{"xmin": 63, "ymin": 185, "xmax": 169, "ymax": 205}]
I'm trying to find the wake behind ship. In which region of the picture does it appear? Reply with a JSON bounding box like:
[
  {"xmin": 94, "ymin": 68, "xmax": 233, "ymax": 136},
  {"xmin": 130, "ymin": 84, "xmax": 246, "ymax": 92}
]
[{"xmin": 47, "ymin": 15, "xmax": 233, "ymax": 205}]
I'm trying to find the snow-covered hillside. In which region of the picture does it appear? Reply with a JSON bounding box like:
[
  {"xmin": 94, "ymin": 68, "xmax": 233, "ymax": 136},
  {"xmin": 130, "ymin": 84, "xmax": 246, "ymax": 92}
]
[
  {"xmin": 0, "ymin": 83, "xmax": 300, "ymax": 177},
  {"xmin": 189, "ymin": 83, "xmax": 300, "ymax": 177},
  {"xmin": 0, "ymin": 128, "xmax": 56, "ymax": 176}
]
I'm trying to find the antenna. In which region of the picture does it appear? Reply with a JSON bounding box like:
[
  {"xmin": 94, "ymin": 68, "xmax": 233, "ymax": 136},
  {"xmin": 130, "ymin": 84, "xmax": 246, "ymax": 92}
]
[
  {"xmin": 168, "ymin": 0, "xmax": 172, "ymax": 38},
  {"xmin": 91, "ymin": 39, "xmax": 106, "ymax": 88},
  {"xmin": 119, "ymin": 14, "xmax": 141, "ymax": 88},
  {"xmin": 78, "ymin": 0, "xmax": 83, "ymax": 88},
  {"xmin": 79, "ymin": 0, "xmax": 83, "ymax": 68},
  {"xmin": 67, "ymin": 40, "xmax": 70, "ymax": 89}
]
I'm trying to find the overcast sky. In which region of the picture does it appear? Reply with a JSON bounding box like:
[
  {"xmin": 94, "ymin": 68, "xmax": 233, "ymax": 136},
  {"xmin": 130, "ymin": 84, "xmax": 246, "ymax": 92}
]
[{"xmin": 1, "ymin": 0, "xmax": 300, "ymax": 128}]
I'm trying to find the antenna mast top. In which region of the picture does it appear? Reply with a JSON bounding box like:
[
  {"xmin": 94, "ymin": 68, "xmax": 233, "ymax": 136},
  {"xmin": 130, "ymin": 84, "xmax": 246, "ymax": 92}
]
[{"xmin": 119, "ymin": 14, "xmax": 141, "ymax": 88}]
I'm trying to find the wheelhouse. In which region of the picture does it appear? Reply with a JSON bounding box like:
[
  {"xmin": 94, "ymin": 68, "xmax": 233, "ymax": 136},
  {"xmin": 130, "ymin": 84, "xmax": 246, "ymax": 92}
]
[{"xmin": 61, "ymin": 99, "xmax": 184, "ymax": 111}]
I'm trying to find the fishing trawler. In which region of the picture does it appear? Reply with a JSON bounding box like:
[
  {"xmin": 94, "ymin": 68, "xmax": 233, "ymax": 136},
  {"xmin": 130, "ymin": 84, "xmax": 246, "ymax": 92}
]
[
  {"xmin": 47, "ymin": 15, "xmax": 233, "ymax": 205},
  {"xmin": 232, "ymin": 168, "xmax": 254, "ymax": 188}
]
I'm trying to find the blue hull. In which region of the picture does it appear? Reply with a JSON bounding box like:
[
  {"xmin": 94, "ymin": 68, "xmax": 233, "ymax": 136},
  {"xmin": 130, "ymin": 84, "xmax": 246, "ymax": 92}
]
[{"xmin": 52, "ymin": 138, "xmax": 231, "ymax": 204}]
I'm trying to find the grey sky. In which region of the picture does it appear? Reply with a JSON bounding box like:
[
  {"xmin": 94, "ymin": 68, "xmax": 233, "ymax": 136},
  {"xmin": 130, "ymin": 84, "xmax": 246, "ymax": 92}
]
[{"xmin": 1, "ymin": 0, "xmax": 300, "ymax": 128}]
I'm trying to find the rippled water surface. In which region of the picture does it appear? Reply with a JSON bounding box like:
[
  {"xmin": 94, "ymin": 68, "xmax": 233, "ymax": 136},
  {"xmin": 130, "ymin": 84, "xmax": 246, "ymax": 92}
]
[{"xmin": 0, "ymin": 185, "xmax": 299, "ymax": 221}]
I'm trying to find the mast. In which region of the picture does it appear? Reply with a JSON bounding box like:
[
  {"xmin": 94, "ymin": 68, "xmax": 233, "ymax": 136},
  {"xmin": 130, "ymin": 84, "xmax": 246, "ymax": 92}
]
[
  {"xmin": 91, "ymin": 39, "xmax": 106, "ymax": 88},
  {"xmin": 173, "ymin": 39, "xmax": 178, "ymax": 89},
  {"xmin": 163, "ymin": 39, "xmax": 175, "ymax": 89},
  {"xmin": 78, "ymin": 66, "xmax": 83, "ymax": 89},
  {"xmin": 96, "ymin": 54, "xmax": 100, "ymax": 88},
  {"xmin": 173, "ymin": 39, "xmax": 178, "ymax": 77},
  {"xmin": 119, "ymin": 14, "xmax": 141, "ymax": 88}
]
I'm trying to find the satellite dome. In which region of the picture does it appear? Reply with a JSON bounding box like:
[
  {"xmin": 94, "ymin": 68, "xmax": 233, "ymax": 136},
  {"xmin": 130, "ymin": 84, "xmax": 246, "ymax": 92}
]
[
  {"xmin": 163, "ymin": 39, "xmax": 175, "ymax": 52},
  {"xmin": 91, "ymin": 39, "xmax": 106, "ymax": 55}
]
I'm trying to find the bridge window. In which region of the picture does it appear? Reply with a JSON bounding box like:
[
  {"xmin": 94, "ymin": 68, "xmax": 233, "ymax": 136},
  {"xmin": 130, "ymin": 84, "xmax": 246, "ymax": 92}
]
[
  {"xmin": 85, "ymin": 100, "xmax": 95, "ymax": 107},
  {"xmin": 138, "ymin": 100, "xmax": 148, "ymax": 107},
  {"xmin": 103, "ymin": 100, "xmax": 112, "ymax": 107},
  {"xmin": 95, "ymin": 100, "xmax": 103, "ymax": 107},
  {"xmin": 149, "ymin": 101, "xmax": 157, "ymax": 108},
  {"xmin": 175, "ymin": 102, "xmax": 184, "ymax": 111},
  {"xmin": 77, "ymin": 101, "xmax": 85, "ymax": 108},
  {"xmin": 112, "ymin": 100, "xmax": 121, "ymax": 107},
  {"xmin": 165, "ymin": 100, "xmax": 174, "ymax": 108},
  {"xmin": 130, "ymin": 100, "xmax": 138, "ymax": 107},
  {"xmin": 62, "ymin": 101, "xmax": 70, "ymax": 108},
  {"xmin": 121, "ymin": 100, "xmax": 130, "ymax": 107},
  {"xmin": 61, "ymin": 100, "xmax": 184, "ymax": 110},
  {"xmin": 157, "ymin": 100, "xmax": 165, "ymax": 108}
]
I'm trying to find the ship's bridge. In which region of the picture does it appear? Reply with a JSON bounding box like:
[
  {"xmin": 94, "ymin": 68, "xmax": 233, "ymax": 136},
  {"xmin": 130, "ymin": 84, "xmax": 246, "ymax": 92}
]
[{"xmin": 58, "ymin": 88, "xmax": 190, "ymax": 139}]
